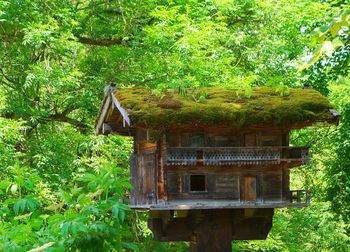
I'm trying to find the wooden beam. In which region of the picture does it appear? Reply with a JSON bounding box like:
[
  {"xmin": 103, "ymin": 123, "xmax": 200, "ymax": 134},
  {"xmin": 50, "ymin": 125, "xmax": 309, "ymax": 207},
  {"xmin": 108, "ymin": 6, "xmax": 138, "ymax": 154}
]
[
  {"xmin": 111, "ymin": 93, "xmax": 131, "ymax": 127},
  {"xmin": 102, "ymin": 123, "xmax": 112, "ymax": 134},
  {"xmin": 95, "ymin": 95, "xmax": 111, "ymax": 134},
  {"xmin": 130, "ymin": 198, "xmax": 309, "ymax": 210}
]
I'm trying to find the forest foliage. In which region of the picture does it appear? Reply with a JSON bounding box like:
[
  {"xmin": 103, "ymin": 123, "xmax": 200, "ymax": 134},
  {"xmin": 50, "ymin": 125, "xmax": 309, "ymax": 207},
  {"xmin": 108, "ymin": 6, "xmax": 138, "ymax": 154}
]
[{"xmin": 0, "ymin": 0, "xmax": 349, "ymax": 251}]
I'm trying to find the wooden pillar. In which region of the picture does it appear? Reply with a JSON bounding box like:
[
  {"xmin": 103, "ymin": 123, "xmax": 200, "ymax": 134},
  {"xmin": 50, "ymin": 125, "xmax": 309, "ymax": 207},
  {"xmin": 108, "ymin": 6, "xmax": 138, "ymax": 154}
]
[
  {"xmin": 282, "ymin": 130, "xmax": 290, "ymax": 202},
  {"xmin": 189, "ymin": 210, "xmax": 232, "ymax": 252},
  {"xmin": 157, "ymin": 134, "xmax": 166, "ymax": 201},
  {"xmin": 282, "ymin": 164, "xmax": 290, "ymax": 202}
]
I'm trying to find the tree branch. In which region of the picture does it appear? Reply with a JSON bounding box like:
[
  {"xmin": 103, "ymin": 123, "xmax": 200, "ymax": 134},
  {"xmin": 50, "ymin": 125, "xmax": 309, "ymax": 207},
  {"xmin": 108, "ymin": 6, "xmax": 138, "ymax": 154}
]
[
  {"xmin": 76, "ymin": 36, "xmax": 123, "ymax": 47},
  {"xmin": 76, "ymin": 1, "xmax": 105, "ymax": 11},
  {"xmin": 0, "ymin": 68, "xmax": 17, "ymax": 89},
  {"xmin": 1, "ymin": 107, "xmax": 89, "ymax": 134},
  {"xmin": 48, "ymin": 108, "xmax": 89, "ymax": 134},
  {"xmin": 50, "ymin": 115, "xmax": 89, "ymax": 134}
]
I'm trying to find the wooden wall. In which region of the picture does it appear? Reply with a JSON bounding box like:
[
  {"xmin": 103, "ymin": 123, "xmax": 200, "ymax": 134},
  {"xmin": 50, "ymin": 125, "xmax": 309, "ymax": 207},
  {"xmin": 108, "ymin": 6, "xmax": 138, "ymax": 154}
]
[
  {"xmin": 166, "ymin": 167, "xmax": 285, "ymax": 203},
  {"xmin": 166, "ymin": 129, "xmax": 287, "ymax": 148},
  {"xmin": 130, "ymin": 128, "xmax": 292, "ymax": 207}
]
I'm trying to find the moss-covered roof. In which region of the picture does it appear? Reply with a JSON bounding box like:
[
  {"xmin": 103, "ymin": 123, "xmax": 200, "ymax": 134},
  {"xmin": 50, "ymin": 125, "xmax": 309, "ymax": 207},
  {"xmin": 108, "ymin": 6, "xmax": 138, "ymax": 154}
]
[{"xmin": 112, "ymin": 87, "xmax": 335, "ymax": 129}]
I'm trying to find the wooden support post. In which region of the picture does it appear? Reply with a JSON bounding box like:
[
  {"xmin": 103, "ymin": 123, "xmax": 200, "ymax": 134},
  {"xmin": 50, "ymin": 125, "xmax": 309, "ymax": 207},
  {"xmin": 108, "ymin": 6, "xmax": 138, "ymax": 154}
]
[
  {"xmin": 283, "ymin": 164, "xmax": 290, "ymax": 202},
  {"xmin": 157, "ymin": 135, "xmax": 166, "ymax": 201},
  {"xmin": 189, "ymin": 210, "xmax": 232, "ymax": 252}
]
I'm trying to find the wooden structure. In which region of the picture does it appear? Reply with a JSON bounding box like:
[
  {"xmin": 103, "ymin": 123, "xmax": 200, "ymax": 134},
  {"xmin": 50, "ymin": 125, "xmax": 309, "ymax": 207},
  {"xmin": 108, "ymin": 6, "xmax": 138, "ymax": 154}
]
[{"xmin": 95, "ymin": 87, "xmax": 339, "ymax": 251}]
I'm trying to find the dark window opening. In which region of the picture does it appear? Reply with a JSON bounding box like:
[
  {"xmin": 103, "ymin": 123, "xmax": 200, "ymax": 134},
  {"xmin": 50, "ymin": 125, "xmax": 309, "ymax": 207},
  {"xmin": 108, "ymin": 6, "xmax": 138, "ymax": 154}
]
[
  {"xmin": 190, "ymin": 175, "xmax": 206, "ymax": 192},
  {"xmin": 188, "ymin": 133, "xmax": 205, "ymax": 147}
]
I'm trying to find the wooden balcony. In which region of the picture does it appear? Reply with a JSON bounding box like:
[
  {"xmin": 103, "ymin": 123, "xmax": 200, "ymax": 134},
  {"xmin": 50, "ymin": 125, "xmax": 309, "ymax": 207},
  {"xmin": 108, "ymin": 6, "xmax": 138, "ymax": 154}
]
[
  {"xmin": 130, "ymin": 190, "xmax": 310, "ymax": 210},
  {"xmin": 166, "ymin": 146, "xmax": 309, "ymax": 166}
]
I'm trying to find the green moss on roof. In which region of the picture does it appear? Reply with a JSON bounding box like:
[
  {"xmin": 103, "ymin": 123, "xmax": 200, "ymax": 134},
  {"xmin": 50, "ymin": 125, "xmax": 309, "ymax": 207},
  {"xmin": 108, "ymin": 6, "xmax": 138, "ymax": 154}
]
[{"xmin": 114, "ymin": 87, "xmax": 334, "ymax": 129}]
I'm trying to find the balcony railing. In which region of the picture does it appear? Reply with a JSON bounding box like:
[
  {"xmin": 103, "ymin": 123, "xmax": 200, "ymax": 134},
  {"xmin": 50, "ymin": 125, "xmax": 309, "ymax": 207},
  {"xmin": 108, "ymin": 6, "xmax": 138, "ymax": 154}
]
[
  {"xmin": 289, "ymin": 190, "xmax": 310, "ymax": 206},
  {"xmin": 166, "ymin": 146, "xmax": 309, "ymax": 166}
]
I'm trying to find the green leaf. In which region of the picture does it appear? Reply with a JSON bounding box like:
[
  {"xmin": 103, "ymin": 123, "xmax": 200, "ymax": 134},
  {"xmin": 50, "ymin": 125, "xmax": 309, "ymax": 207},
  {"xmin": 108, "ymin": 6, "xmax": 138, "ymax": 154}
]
[
  {"xmin": 48, "ymin": 214, "xmax": 64, "ymax": 226},
  {"xmin": 77, "ymin": 173, "xmax": 96, "ymax": 182},
  {"xmin": 13, "ymin": 200, "xmax": 22, "ymax": 215},
  {"xmin": 72, "ymin": 222, "xmax": 88, "ymax": 235},
  {"xmin": 331, "ymin": 37, "xmax": 344, "ymax": 49},
  {"xmin": 61, "ymin": 222, "xmax": 70, "ymax": 236},
  {"xmin": 13, "ymin": 197, "xmax": 39, "ymax": 215},
  {"xmin": 319, "ymin": 25, "xmax": 330, "ymax": 33},
  {"xmin": 119, "ymin": 209, "xmax": 126, "ymax": 222},
  {"xmin": 10, "ymin": 184, "xmax": 18, "ymax": 195},
  {"xmin": 0, "ymin": 180, "xmax": 11, "ymax": 191},
  {"xmin": 77, "ymin": 194, "xmax": 91, "ymax": 207},
  {"xmin": 29, "ymin": 217, "xmax": 44, "ymax": 231},
  {"xmin": 24, "ymin": 179, "xmax": 34, "ymax": 190},
  {"xmin": 121, "ymin": 242, "xmax": 139, "ymax": 251},
  {"xmin": 112, "ymin": 205, "xmax": 119, "ymax": 221}
]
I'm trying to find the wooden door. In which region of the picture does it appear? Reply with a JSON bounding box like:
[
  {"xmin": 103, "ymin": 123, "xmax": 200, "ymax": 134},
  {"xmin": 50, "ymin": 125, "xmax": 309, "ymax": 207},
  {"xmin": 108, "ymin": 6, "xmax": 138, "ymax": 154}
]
[
  {"xmin": 133, "ymin": 152, "xmax": 157, "ymax": 206},
  {"xmin": 244, "ymin": 176, "xmax": 257, "ymax": 202},
  {"xmin": 142, "ymin": 152, "xmax": 157, "ymax": 205}
]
